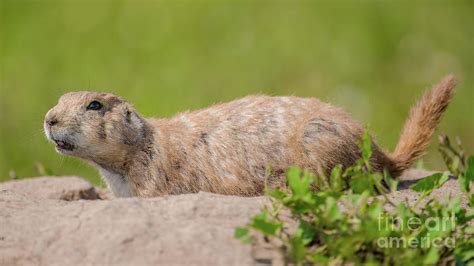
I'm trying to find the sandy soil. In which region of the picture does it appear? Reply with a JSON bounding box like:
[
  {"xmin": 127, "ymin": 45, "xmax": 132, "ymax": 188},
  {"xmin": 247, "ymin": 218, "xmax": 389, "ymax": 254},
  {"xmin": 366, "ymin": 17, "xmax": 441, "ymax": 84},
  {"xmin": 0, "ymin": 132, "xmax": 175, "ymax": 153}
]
[{"xmin": 0, "ymin": 169, "xmax": 469, "ymax": 265}]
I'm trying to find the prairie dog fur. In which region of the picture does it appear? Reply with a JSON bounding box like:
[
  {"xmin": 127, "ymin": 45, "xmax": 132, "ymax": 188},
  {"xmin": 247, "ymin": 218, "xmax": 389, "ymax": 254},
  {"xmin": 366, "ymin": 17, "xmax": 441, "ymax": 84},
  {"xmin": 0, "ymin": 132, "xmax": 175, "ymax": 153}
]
[{"xmin": 44, "ymin": 75, "xmax": 456, "ymax": 197}]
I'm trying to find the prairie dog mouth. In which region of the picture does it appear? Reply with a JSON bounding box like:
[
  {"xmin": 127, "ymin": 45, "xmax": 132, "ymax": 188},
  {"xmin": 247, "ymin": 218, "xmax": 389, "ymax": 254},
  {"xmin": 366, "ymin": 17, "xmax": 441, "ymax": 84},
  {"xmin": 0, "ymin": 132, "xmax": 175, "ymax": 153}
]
[{"xmin": 54, "ymin": 139, "xmax": 76, "ymax": 152}]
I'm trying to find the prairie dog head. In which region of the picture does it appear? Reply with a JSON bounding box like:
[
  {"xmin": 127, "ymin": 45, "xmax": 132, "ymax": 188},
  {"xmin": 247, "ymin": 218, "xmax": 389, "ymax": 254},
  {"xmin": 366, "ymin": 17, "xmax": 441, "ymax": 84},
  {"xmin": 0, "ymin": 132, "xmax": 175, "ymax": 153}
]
[{"xmin": 44, "ymin": 92, "xmax": 146, "ymax": 163}]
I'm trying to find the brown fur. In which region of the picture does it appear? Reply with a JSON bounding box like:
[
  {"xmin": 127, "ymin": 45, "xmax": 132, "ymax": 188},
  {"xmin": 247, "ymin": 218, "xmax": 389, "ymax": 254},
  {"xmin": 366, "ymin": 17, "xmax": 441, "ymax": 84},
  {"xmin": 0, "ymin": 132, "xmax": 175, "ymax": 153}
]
[
  {"xmin": 390, "ymin": 75, "xmax": 457, "ymax": 175},
  {"xmin": 44, "ymin": 75, "xmax": 456, "ymax": 197}
]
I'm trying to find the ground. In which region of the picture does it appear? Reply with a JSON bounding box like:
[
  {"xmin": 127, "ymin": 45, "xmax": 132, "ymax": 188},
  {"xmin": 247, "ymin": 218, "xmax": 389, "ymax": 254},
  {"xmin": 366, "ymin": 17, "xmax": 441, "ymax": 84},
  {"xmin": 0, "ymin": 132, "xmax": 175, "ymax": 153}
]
[{"xmin": 0, "ymin": 169, "xmax": 469, "ymax": 265}]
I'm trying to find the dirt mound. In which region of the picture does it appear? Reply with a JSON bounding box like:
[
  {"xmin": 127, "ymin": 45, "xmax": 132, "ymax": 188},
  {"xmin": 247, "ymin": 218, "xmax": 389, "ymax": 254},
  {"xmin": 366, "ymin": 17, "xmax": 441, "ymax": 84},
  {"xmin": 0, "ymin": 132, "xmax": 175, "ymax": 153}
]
[
  {"xmin": 0, "ymin": 169, "xmax": 467, "ymax": 265},
  {"xmin": 0, "ymin": 176, "xmax": 106, "ymax": 201}
]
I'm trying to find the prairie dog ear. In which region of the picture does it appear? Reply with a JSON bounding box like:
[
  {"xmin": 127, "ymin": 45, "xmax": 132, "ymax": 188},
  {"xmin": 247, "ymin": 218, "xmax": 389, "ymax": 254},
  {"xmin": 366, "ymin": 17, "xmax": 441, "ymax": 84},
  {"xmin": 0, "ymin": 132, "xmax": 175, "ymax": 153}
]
[
  {"xmin": 123, "ymin": 104, "xmax": 140, "ymax": 125},
  {"xmin": 102, "ymin": 94, "xmax": 124, "ymax": 109},
  {"xmin": 124, "ymin": 105, "xmax": 133, "ymax": 122},
  {"xmin": 114, "ymin": 102, "xmax": 145, "ymax": 145},
  {"xmin": 121, "ymin": 104, "xmax": 145, "ymax": 144}
]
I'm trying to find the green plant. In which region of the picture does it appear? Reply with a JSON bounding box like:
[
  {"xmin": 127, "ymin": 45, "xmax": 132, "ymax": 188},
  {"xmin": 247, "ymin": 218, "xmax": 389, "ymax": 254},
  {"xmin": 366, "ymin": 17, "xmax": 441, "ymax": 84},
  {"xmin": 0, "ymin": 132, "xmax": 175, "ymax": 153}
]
[{"xmin": 235, "ymin": 134, "xmax": 473, "ymax": 265}]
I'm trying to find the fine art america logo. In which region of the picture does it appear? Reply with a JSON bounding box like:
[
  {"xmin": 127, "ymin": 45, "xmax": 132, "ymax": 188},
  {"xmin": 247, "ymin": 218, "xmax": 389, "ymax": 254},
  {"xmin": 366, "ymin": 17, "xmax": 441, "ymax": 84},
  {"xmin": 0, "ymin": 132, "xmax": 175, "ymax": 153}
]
[{"xmin": 377, "ymin": 213, "xmax": 457, "ymax": 249}]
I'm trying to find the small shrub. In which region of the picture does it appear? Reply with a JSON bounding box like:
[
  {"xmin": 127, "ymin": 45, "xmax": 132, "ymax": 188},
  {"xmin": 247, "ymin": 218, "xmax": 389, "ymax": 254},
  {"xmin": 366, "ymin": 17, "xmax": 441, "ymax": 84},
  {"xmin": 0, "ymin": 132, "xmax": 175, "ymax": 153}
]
[{"xmin": 236, "ymin": 133, "xmax": 473, "ymax": 265}]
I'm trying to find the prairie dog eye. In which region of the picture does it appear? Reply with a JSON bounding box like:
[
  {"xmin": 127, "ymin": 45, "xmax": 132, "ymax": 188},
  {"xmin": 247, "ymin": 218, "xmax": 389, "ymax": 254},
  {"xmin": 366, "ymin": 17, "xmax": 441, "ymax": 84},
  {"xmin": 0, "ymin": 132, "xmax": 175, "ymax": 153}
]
[{"xmin": 87, "ymin": 101, "xmax": 103, "ymax": 111}]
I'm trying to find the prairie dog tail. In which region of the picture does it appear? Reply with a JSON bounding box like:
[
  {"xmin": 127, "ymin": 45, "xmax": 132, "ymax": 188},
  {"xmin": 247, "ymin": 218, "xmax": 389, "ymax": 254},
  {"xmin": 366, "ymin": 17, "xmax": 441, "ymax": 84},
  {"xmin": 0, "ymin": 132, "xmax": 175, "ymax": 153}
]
[{"xmin": 389, "ymin": 75, "xmax": 457, "ymax": 176}]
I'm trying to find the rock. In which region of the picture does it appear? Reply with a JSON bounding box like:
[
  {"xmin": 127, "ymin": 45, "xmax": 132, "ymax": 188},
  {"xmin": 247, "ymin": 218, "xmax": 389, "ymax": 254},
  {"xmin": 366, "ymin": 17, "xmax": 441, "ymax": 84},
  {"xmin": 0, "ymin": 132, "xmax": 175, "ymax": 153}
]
[{"xmin": 0, "ymin": 169, "xmax": 469, "ymax": 265}]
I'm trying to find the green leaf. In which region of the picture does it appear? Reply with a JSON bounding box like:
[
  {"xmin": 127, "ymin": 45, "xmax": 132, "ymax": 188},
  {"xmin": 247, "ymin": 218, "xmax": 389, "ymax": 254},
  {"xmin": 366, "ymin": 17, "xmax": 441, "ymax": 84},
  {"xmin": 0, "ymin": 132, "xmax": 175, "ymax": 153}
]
[
  {"xmin": 448, "ymin": 196, "xmax": 462, "ymax": 213},
  {"xmin": 360, "ymin": 130, "xmax": 373, "ymax": 164},
  {"xmin": 311, "ymin": 253, "xmax": 329, "ymax": 264},
  {"xmin": 461, "ymin": 250, "xmax": 474, "ymax": 262},
  {"xmin": 367, "ymin": 201, "xmax": 383, "ymax": 220},
  {"xmin": 465, "ymin": 225, "xmax": 474, "ymax": 235},
  {"xmin": 356, "ymin": 190, "xmax": 371, "ymax": 215},
  {"xmin": 250, "ymin": 212, "xmax": 282, "ymax": 236},
  {"xmin": 287, "ymin": 167, "xmax": 312, "ymax": 197},
  {"xmin": 452, "ymin": 156, "xmax": 460, "ymax": 172},
  {"xmin": 325, "ymin": 197, "xmax": 342, "ymax": 222},
  {"xmin": 440, "ymin": 171, "xmax": 450, "ymax": 184},
  {"xmin": 289, "ymin": 235, "xmax": 306, "ymax": 264},
  {"xmin": 410, "ymin": 172, "xmax": 449, "ymax": 195},
  {"xmin": 266, "ymin": 189, "xmax": 287, "ymax": 200},
  {"xmin": 467, "ymin": 156, "xmax": 474, "ymax": 178},
  {"xmin": 330, "ymin": 165, "xmax": 344, "ymax": 192},
  {"xmin": 350, "ymin": 174, "xmax": 373, "ymax": 194},
  {"xmin": 463, "ymin": 156, "xmax": 474, "ymax": 192},
  {"xmin": 296, "ymin": 221, "xmax": 316, "ymax": 245},
  {"xmin": 234, "ymin": 227, "xmax": 249, "ymax": 237},
  {"xmin": 234, "ymin": 227, "xmax": 251, "ymax": 244},
  {"xmin": 423, "ymin": 248, "xmax": 439, "ymax": 264},
  {"xmin": 383, "ymin": 169, "xmax": 399, "ymax": 193}
]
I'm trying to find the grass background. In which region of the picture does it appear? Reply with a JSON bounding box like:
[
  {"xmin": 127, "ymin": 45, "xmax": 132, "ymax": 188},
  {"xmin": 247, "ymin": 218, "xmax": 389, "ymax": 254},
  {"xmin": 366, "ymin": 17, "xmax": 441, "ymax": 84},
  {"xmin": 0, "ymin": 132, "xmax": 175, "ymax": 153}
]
[{"xmin": 1, "ymin": 0, "xmax": 473, "ymax": 185}]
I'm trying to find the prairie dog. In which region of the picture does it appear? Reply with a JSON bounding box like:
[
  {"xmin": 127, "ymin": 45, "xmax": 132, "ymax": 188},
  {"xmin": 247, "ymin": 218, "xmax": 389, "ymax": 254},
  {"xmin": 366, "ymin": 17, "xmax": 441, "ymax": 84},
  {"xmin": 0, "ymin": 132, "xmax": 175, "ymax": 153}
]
[{"xmin": 44, "ymin": 75, "xmax": 456, "ymax": 197}]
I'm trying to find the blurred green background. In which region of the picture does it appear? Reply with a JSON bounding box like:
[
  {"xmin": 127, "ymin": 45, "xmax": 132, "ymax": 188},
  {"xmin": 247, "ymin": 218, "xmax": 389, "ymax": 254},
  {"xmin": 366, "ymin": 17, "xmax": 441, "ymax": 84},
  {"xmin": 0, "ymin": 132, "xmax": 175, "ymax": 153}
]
[{"xmin": 1, "ymin": 0, "xmax": 473, "ymax": 185}]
